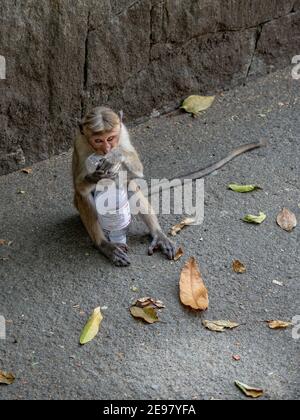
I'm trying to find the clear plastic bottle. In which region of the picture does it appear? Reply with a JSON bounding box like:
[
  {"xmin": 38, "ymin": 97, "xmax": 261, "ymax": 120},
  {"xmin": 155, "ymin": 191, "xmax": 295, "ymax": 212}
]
[
  {"xmin": 85, "ymin": 153, "xmax": 106, "ymax": 174},
  {"xmin": 86, "ymin": 153, "xmax": 131, "ymax": 244},
  {"xmin": 94, "ymin": 179, "xmax": 131, "ymax": 245}
]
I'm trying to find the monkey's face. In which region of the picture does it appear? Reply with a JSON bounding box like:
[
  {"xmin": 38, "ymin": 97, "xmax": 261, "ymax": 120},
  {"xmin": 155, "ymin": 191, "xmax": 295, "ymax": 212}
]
[{"xmin": 88, "ymin": 126, "xmax": 120, "ymax": 155}]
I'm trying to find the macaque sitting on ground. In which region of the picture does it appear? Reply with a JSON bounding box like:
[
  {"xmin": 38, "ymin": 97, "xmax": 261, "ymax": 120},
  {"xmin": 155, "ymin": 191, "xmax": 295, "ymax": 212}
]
[{"xmin": 72, "ymin": 106, "xmax": 176, "ymax": 267}]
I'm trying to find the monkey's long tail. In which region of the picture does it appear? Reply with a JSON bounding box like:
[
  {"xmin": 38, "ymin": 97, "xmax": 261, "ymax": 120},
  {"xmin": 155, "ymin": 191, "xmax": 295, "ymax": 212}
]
[
  {"xmin": 176, "ymin": 138, "xmax": 267, "ymax": 181},
  {"xmin": 146, "ymin": 139, "xmax": 267, "ymax": 197}
]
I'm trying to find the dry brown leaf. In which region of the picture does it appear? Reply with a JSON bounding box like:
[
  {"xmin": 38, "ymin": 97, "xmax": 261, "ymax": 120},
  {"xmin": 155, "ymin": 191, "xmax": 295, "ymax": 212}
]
[
  {"xmin": 267, "ymin": 320, "xmax": 292, "ymax": 330},
  {"xmin": 235, "ymin": 381, "xmax": 264, "ymax": 398},
  {"xmin": 233, "ymin": 260, "xmax": 246, "ymax": 274},
  {"xmin": 203, "ymin": 320, "xmax": 240, "ymax": 332},
  {"xmin": 21, "ymin": 168, "xmax": 33, "ymax": 174},
  {"xmin": 179, "ymin": 257, "xmax": 209, "ymax": 310},
  {"xmin": 232, "ymin": 355, "xmax": 241, "ymax": 361},
  {"xmin": 0, "ymin": 371, "xmax": 15, "ymax": 385},
  {"xmin": 0, "ymin": 239, "xmax": 12, "ymax": 247},
  {"xmin": 170, "ymin": 217, "xmax": 195, "ymax": 236},
  {"xmin": 134, "ymin": 297, "xmax": 165, "ymax": 309},
  {"xmin": 174, "ymin": 247, "xmax": 184, "ymax": 261},
  {"xmin": 277, "ymin": 208, "xmax": 297, "ymax": 232}
]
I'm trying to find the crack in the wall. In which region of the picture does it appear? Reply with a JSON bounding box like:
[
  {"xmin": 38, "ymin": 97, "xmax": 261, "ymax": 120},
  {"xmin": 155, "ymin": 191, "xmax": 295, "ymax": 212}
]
[
  {"xmin": 245, "ymin": 24, "xmax": 263, "ymax": 82},
  {"xmin": 121, "ymin": 7, "xmax": 298, "ymax": 92},
  {"xmin": 115, "ymin": 0, "xmax": 144, "ymax": 17},
  {"xmin": 81, "ymin": 10, "xmax": 91, "ymax": 118}
]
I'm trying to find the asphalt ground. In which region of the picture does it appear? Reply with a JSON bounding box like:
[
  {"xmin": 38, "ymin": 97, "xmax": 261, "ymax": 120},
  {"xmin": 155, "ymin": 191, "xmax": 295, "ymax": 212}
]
[{"xmin": 0, "ymin": 68, "xmax": 299, "ymax": 400}]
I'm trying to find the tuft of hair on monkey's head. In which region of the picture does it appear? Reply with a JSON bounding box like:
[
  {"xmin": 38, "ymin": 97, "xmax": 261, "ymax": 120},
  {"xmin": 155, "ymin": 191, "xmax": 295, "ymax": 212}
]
[{"xmin": 80, "ymin": 107, "xmax": 121, "ymax": 135}]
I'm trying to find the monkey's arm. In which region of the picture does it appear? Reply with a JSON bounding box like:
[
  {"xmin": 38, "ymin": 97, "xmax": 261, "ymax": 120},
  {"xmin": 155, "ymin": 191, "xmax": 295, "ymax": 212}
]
[
  {"xmin": 128, "ymin": 181, "xmax": 176, "ymax": 260},
  {"xmin": 123, "ymin": 151, "xmax": 144, "ymax": 179}
]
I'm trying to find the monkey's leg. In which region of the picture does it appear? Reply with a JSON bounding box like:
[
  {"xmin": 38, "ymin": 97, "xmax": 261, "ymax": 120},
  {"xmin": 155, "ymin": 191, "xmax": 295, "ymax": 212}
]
[
  {"xmin": 128, "ymin": 182, "xmax": 176, "ymax": 260},
  {"xmin": 75, "ymin": 192, "xmax": 130, "ymax": 267}
]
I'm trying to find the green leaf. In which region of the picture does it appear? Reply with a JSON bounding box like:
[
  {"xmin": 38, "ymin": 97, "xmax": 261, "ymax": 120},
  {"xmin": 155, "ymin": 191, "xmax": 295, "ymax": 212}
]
[
  {"xmin": 181, "ymin": 95, "xmax": 215, "ymax": 116},
  {"xmin": 235, "ymin": 381, "xmax": 264, "ymax": 398},
  {"xmin": 229, "ymin": 184, "xmax": 261, "ymax": 193},
  {"xmin": 80, "ymin": 307, "xmax": 103, "ymax": 345},
  {"xmin": 243, "ymin": 212, "xmax": 267, "ymax": 224}
]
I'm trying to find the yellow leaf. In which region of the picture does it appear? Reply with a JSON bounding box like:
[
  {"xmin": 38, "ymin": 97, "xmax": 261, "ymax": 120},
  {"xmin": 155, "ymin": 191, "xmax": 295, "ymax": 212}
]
[
  {"xmin": 233, "ymin": 260, "xmax": 246, "ymax": 274},
  {"xmin": 170, "ymin": 217, "xmax": 195, "ymax": 236},
  {"xmin": 130, "ymin": 306, "xmax": 159, "ymax": 324},
  {"xmin": 181, "ymin": 95, "xmax": 215, "ymax": 116},
  {"xmin": 80, "ymin": 307, "xmax": 103, "ymax": 345},
  {"xmin": 179, "ymin": 257, "xmax": 209, "ymax": 310},
  {"xmin": 0, "ymin": 371, "xmax": 15, "ymax": 385},
  {"xmin": 203, "ymin": 320, "xmax": 240, "ymax": 332},
  {"xmin": 228, "ymin": 184, "xmax": 261, "ymax": 193},
  {"xmin": 277, "ymin": 208, "xmax": 297, "ymax": 232},
  {"xmin": 130, "ymin": 297, "xmax": 165, "ymax": 323},
  {"xmin": 235, "ymin": 381, "xmax": 264, "ymax": 398},
  {"xmin": 243, "ymin": 212, "xmax": 266, "ymax": 224},
  {"xmin": 267, "ymin": 320, "xmax": 292, "ymax": 330}
]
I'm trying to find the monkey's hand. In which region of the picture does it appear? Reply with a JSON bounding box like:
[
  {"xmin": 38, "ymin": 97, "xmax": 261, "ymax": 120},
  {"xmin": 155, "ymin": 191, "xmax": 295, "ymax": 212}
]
[
  {"xmin": 85, "ymin": 169, "xmax": 109, "ymax": 184},
  {"xmin": 98, "ymin": 240, "xmax": 131, "ymax": 267},
  {"xmin": 148, "ymin": 230, "xmax": 176, "ymax": 260}
]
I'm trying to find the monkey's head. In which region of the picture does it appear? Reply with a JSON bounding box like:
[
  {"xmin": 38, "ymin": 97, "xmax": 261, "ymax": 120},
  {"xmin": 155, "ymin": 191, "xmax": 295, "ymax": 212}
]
[{"xmin": 80, "ymin": 107, "xmax": 121, "ymax": 155}]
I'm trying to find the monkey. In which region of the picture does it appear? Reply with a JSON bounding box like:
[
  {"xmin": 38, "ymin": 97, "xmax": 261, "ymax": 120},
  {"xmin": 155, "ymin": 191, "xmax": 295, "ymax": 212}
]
[
  {"xmin": 72, "ymin": 106, "xmax": 176, "ymax": 267},
  {"xmin": 73, "ymin": 107, "xmax": 267, "ymax": 267}
]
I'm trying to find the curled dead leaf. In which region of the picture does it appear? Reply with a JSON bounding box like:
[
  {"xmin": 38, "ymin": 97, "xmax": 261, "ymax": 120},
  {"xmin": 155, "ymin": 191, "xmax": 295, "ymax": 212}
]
[
  {"xmin": 233, "ymin": 260, "xmax": 246, "ymax": 274},
  {"xmin": 170, "ymin": 217, "xmax": 195, "ymax": 236},
  {"xmin": 179, "ymin": 257, "xmax": 209, "ymax": 311},
  {"xmin": 0, "ymin": 371, "xmax": 15, "ymax": 385},
  {"xmin": 277, "ymin": 208, "xmax": 297, "ymax": 232},
  {"xmin": 134, "ymin": 297, "xmax": 165, "ymax": 309},
  {"xmin": 174, "ymin": 247, "xmax": 184, "ymax": 261},
  {"xmin": 235, "ymin": 381, "xmax": 264, "ymax": 398},
  {"xmin": 267, "ymin": 320, "xmax": 292, "ymax": 330},
  {"xmin": 0, "ymin": 240, "xmax": 13, "ymax": 247},
  {"xmin": 243, "ymin": 212, "xmax": 267, "ymax": 224},
  {"xmin": 203, "ymin": 320, "xmax": 240, "ymax": 332},
  {"xmin": 21, "ymin": 168, "xmax": 33, "ymax": 174}
]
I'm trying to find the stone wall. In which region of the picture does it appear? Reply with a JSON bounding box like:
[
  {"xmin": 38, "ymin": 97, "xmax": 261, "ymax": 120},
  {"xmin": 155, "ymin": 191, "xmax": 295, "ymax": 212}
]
[{"xmin": 0, "ymin": 0, "xmax": 299, "ymax": 174}]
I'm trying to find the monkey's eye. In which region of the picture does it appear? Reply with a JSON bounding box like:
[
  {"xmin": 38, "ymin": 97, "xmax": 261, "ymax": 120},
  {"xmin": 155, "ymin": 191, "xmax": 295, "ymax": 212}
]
[
  {"xmin": 94, "ymin": 139, "xmax": 103, "ymax": 144},
  {"xmin": 108, "ymin": 137, "xmax": 114, "ymax": 142}
]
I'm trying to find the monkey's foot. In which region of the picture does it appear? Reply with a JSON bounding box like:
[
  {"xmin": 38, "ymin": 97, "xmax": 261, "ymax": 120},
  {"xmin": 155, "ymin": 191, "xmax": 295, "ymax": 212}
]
[{"xmin": 148, "ymin": 231, "xmax": 176, "ymax": 260}]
